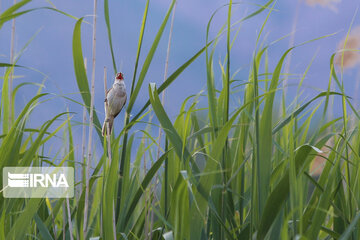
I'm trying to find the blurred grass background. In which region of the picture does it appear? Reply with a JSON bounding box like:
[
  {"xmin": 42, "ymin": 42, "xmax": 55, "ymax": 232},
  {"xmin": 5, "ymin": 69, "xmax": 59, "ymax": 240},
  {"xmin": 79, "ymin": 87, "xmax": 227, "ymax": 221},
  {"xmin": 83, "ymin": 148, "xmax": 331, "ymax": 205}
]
[{"xmin": 1, "ymin": 0, "xmax": 360, "ymax": 239}]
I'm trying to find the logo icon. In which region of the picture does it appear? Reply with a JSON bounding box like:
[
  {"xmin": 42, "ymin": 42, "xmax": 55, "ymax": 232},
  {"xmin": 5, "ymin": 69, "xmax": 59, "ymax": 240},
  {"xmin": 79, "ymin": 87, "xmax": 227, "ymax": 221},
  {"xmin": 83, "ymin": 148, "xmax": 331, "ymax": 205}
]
[
  {"xmin": 8, "ymin": 173, "xmax": 30, "ymax": 187},
  {"xmin": 2, "ymin": 167, "xmax": 74, "ymax": 198}
]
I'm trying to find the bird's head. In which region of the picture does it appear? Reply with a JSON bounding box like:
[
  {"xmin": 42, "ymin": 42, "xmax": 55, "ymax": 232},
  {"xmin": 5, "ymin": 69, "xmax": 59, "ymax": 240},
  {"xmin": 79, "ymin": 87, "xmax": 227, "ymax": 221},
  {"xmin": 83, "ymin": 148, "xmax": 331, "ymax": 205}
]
[{"xmin": 115, "ymin": 72, "xmax": 124, "ymax": 81}]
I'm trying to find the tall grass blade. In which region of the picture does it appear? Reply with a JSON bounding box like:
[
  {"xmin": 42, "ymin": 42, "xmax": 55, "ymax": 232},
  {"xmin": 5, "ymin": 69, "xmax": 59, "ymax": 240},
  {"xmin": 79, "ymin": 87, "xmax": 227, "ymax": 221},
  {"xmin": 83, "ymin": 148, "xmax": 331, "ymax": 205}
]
[
  {"xmin": 72, "ymin": 18, "xmax": 103, "ymax": 141},
  {"xmin": 257, "ymin": 48, "xmax": 293, "ymax": 217}
]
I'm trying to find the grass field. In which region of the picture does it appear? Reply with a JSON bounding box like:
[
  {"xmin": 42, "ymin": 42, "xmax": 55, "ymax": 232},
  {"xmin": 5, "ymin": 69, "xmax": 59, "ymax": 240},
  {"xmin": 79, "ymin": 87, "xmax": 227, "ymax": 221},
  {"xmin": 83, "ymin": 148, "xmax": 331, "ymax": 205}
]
[{"xmin": 1, "ymin": 0, "xmax": 360, "ymax": 239}]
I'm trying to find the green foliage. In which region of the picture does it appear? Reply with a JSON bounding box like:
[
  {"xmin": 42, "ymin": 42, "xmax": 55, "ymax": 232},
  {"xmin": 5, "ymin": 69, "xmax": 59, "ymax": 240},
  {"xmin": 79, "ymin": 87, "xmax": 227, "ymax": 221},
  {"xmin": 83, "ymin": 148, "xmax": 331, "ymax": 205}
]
[{"xmin": 2, "ymin": 1, "xmax": 360, "ymax": 240}]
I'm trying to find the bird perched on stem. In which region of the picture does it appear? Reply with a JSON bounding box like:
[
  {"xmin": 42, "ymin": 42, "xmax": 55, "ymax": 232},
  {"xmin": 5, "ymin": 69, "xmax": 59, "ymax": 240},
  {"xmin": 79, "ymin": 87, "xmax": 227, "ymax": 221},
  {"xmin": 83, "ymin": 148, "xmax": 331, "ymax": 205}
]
[{"xmin": 102, "ymin": 72, "xmax": 127, "ymax": 136}]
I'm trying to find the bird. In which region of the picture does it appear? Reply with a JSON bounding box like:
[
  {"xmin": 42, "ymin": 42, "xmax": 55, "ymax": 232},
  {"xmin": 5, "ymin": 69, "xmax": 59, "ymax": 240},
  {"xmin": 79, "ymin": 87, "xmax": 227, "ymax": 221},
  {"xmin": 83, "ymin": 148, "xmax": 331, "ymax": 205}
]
[{"xmin": 102, "ymin": 72, "xmax": 127, "ymax": 136}]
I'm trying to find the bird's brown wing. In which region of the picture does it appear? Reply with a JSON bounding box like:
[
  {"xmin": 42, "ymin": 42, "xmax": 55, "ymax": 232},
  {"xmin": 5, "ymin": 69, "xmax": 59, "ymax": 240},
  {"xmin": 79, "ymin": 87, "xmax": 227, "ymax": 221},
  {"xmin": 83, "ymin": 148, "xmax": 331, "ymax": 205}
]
[
  {"xmin": 104, "ymin": 88, "xmax": 112, "ymax": 102},
  {"xmin": 114, "ymin": 93, "xmax": 127, "ymax": 118}
]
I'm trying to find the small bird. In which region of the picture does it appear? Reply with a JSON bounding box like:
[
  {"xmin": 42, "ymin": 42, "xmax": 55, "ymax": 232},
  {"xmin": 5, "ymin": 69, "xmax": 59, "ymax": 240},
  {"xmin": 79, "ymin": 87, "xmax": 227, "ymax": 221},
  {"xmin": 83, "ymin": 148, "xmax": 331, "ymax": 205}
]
[{"xmin": 102, "ymin": 72, "xmax": 127, "ymax": 136}]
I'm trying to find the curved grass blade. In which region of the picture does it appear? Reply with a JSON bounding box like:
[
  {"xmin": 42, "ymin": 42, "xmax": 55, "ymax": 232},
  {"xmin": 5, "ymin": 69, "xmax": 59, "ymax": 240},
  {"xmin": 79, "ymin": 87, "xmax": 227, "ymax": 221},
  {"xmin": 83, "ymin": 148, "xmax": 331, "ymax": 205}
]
[
  {"xmin": 0, "ymin": 0, "xmax": 31, "ymax": 28},
  {"xmin": 132, "ymin": 0, "xmax": 149, "ymax": 95},
  {"xmin": 130, "ymin": 42, "xmax": 211, "ymax": 125},
  {"xmin": 72, "ymin": 18, "xmax": 103, "ymax": 141},
  {"xmin": 0, "ymin": 0, "xmax": 31, "ymax": 16},
  {"xmin": 339, "ymin": 212, "xmax": 360, "ymax": 240},
  {"xmin": 34, "ymin": 213, "xmax": 54, "ymax": 240},
  {"xmin": 272, "ymin": 92, "xmax": 344, "ymax": 134},
  {"xmin": 0, "ymin": 93, "xmax": 48, "ymax": 169},
  {"xmin": 257, "ymin": 47, "xmax": 293, "ymax": 217},
  {"xmin": 257, "ymin": 144, "xmax": 320, "ymax": 240},
  {"xmin": 0, "ymin": 7, "xmax": 80, "ymax": 29},
  {"xmin": 170, "ymin": 172, "xmax": 191, "ymax": 240},
  {"xmin": 127, "ymin": 0, "xmax": 176, "ymax": 113},
  {"xmin": 104, "ymin": 0, "xmax": 117, "ymax": 74},
  {"xmin": 122, "ymin": 150, "xmax": 170, "ymax": 228},
  {"xmin": 0, "ymin": 63, "xmax": 23, "ymax": 68},
  {"xmin": 6, "ymin": 198, "xmax": 43, "ymax": 239},
  {"xmin": 148, "ymin": 83, "xmax": 199, "ymax": 173},
  {"xmin": 22, "ymin": 112, "xmax": 70, "ymax": 167}
]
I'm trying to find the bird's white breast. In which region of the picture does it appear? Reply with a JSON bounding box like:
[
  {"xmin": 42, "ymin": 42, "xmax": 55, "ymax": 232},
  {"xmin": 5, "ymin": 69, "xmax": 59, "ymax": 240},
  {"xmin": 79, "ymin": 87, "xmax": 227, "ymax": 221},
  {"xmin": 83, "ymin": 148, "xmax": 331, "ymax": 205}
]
[
  {"xmin": 113, "ymin": 81, "xmax": 126, "ymax": 96},
  {"xmin": 106, "ymin": 81, "xmax": 127, "ymax": 117}
]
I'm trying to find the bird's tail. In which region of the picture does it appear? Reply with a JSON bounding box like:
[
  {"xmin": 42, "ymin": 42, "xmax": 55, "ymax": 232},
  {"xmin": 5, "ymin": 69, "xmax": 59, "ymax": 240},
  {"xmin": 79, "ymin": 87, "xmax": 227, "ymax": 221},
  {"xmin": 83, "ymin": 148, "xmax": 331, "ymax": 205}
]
[{"xmin": 102, "ymin": 117, "xmax": 114, "ymax": 136}]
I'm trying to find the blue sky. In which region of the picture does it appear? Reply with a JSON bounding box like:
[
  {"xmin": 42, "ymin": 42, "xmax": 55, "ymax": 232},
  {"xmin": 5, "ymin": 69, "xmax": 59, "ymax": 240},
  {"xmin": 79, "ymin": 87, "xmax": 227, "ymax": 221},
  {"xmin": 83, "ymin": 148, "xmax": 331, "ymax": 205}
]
[{"xmin": 0, "ymin": 0, "xmax": 359, "ymax": 159}]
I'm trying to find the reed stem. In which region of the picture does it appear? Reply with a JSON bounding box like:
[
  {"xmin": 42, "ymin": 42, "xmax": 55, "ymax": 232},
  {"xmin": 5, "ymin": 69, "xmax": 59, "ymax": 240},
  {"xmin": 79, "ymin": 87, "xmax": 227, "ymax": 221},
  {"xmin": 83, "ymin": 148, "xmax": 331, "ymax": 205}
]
[{"xmin": 83, "ymin": 0, "xmax": 98, "ymax": 236}]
